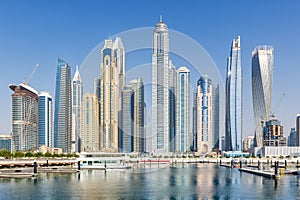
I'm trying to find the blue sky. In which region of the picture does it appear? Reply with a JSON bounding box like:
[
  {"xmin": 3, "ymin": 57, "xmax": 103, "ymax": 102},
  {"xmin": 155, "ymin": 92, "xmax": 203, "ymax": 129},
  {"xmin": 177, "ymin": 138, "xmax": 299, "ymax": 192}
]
[{"xmin": 0, "ymin": 0, "xmax": 300, "ymax": 138}]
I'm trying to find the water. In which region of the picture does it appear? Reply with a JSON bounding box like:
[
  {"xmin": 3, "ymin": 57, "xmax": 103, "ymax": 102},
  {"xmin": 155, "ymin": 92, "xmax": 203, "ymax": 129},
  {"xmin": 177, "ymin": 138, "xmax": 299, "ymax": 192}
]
[{"xmin": 0, "ymin": 163, "xmax": 300, "ymax": 199}]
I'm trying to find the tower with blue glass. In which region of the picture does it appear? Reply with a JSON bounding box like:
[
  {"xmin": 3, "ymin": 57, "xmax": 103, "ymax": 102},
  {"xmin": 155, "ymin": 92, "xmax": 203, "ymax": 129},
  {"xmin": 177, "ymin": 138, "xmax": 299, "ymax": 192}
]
[
  {"xmin": 225, "ymin": 36, "xmax": 242, "ymax": 152},
  {"xmin": 54, "ymin": 58, "xmax": 72, "ymax": 153},
  {"xmin": 38, "ymin": 91, "xmax": 53, "ymax": 147}
]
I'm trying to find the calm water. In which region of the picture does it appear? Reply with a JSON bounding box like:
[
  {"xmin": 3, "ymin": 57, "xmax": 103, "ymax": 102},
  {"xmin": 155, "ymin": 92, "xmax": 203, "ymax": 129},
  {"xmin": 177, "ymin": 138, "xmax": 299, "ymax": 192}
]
[{"xmin": 0, "ymin": 163, "xmax": 300, "ymax": 199}]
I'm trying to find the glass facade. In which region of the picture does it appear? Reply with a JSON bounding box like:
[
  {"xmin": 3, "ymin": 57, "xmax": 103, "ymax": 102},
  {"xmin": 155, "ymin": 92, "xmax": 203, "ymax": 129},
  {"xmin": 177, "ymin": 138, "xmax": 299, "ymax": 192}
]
[
  {"xmin": 120, "ymin": 87, "xmax": 133, "ymax": 153},
  {"xmin": 175, "ymin": 67, "xmax": 190, "ymax": 152},
  {"xmin": 251, "ymin": 46, "xmax": 274, "ymax": 148},
  {"xmin": 0, "ymin": 135, "xmax": 12, "ymax": 152},
  {"xmin": 129, "ymin": 78, "xmax": 145, "ymax": 153},
  {"xmin": 225, "ymin": 36, "xmax": 242, "ymax": 151},
  {"xmin": 54, "ymin": 58, "xmax": 72, "ymax": 153},
  {"xmin": 10, "ymin": 84, "xmax": 38, "ymax": 151},
  {"xmin": 38, "ymin": 92, "xmax": 53, "ymax": 147}
]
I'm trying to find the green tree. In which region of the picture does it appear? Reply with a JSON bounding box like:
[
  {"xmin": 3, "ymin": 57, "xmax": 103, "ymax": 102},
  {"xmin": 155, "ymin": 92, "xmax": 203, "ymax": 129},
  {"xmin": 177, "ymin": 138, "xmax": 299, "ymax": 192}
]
[
  {"xmin": 14, "ymin": 151, "xmax": 24, "ymax": 158},
  {"xmin": 44, "ymin": 152, "xmax": 52, "ymax": 158},
  {"xmin": 0, "ymin": 149, "xmax": 11, "ymax": 158},
  {"xmin": 25, "ymin": 152, "xmax": 34, "ymax": 157},
  {"xmin": 34, "ymin": 152, "xmax": 43, "ymax": 157}
]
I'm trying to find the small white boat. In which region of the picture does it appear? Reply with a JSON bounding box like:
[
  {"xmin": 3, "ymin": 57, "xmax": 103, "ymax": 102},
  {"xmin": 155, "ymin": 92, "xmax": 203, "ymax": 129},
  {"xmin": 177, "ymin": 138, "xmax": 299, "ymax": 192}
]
[{"xmin": 76, "ymin": 152, "xmax": 132, "ymax": 170}]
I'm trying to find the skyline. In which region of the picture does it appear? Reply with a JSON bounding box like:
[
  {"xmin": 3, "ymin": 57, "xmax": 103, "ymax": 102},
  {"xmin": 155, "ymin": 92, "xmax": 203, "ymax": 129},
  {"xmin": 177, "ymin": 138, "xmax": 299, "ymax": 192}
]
[{"xmin": 1, "ymin": 1, "xmax": 300, "ymax": 139}]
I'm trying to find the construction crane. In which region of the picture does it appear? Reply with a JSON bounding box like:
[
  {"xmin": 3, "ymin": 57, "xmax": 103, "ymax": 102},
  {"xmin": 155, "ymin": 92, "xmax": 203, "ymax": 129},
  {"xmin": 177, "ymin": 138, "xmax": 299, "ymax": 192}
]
[
  {"xmin": 23, "ymin": 64, "xmax": 39, "ymax": 85},
  {"xmin": 270, "ymin": 93, "xmax": 285, "ymax": 118}
]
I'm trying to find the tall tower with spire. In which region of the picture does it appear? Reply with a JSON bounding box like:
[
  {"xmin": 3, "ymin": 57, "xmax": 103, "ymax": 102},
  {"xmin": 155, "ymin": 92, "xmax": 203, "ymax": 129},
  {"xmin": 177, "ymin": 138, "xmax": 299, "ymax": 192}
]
[
  {"xmin": 72, "ymin": 66, "xmax": 83, "ymax": 152},
  {"xmin": 152, "ymin": 17, "xmax": 171, "ymax": 153}
]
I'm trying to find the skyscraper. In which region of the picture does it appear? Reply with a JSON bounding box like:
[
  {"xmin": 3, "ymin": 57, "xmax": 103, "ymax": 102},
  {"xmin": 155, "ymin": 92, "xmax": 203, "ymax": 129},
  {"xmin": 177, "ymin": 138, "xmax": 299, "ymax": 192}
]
[
  {"xmin": 38, "ymin": 91, "xmax": 53, "ymax": 147},
  {"xmin": 192, "ymin": 89, "xmax": 197, "ymax": 151},
  {"xmin": 54, "ymin": 58, "xmax": 72, "ymax": 153},
  {"xmin": 225, "ymin": 36, "xmax": 242, "ymax": 152},
  {"xmin": 99, "ymin": 37, "xmax": 125, "ymax": 151},
  {"xmin": 72, "ymin": 66, "xmax": 83, "ymax": 152},
  {"xmin": 152, "ymin": 18, "xmax": 171, "ymax": 153},
  {"xmin": 288, "ymin": 128, "xmax": 297, "ymax": 146},
  {"xmin": 296, "ymin": 115, "xmax": 300, "ymax": 146},
  {"xmin": 169, "ymin": 61, "xmax": 176, "ymax": 152},
  {"xmin": 120, "ymin": 87, "xmax": 133, "ymax": 153},
  {"xmin": 9, "ymin": 83, "xmax": 38, "ymax": 151},
  {"xmin": 196, "ymin": 75, "xmax": 213, "ymax": 154},
  {"xmin": 81, "ymin": 93, "xmax": 99, "ymax": 152},
  {"xmin": 252, "ymin": 46, "xmax": 274, "ymax": 148},
  {"xmin": 212, "ymin": 85, "xmax": 220, "ymax": 149},
  {"xmin": 175, "ymin": 66, "xmax": 190, "ymax": 152},
  {"xmin": 129, "ymin": 78, "xmax": 145, "ymax": 153}
]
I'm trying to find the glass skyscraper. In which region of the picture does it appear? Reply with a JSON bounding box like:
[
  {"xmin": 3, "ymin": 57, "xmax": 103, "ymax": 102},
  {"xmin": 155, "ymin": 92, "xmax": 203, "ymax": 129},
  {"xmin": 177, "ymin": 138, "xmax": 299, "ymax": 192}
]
[
  {"xmin": 54, "ymin": 58, "xmax": 72, "ymax": 153},
  {"xmin": 0, "ymin": 135, "xmax": 12, "ymax": 152},
  {"xmin": 38, "ymin": 91, "xmax": 53, "ymax": 147},
  {"xmin": 72, "ymin": 66, "xmax": 83, "ymax": 153},
  {"xmin": 296, "ymin": 114, "xmax": 300, "ymax": 146},
  {"xmin": 9, "ymin": 83, "xmax": 38, "ymax": 151},
  {"xmin": 129, "ymin": 78, "xmax": 145, "ymax": 153},
  {"xmin": 212, "ymin": 85, "xmax": 220, "ymax": 149},
  {"xmin": 99, "ymin": 37, "xmax": 125, "ymax": 152},
  {"xmin": 175, "ymin": 66, "xmax": 190, "ymax": 152},
  {"xmin": 252, "ymin": 46, "xmax": 274, "ymax": 148},
  {"xmin": 169, "ymin": 61, "xmax": 176, "ymax": 152},
  {"xmin": 120, "ymin": 87, "xmax": 133, "ymax": 153},
  {"xmin": 152, "ymin": 18, "xmax": 171, "ymax": 153},
  {"xmin": 225, "ymin": 36, "xmax": 242, "ymax": 152}
]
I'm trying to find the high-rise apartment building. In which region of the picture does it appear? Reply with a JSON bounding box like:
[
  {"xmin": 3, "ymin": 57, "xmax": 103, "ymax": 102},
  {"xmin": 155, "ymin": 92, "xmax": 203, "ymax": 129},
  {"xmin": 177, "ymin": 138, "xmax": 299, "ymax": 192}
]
[
  {"xmin": 175, "ymin": 66, "xmax": 190, "ymax": 152},
  {"xmin": 196, "ymin": 75, "xmax": 213, "ymax": 154},
  {"xmin": 72, "ymin": 66, "xmax": 83, "ymax": 152},
  {"xmin": 0, "ymin": 135, "xmax": 12, "ymax": 152},
  {"xmin": 81, "ymin": 93, "xmax": 99, "ymax": 152},
  {"xmin": 152, "ymin": 18, "xmax": 171, "ymax": 153},
  {"xmin": 120, "ymin": 87, "xmax": 133, "ymax": 153},
  {"xmin": 169, "ymin": 61, "xmax": 176, "ymax": 152},
  {"xmin": 212, "ymin": 85, "xmax": 220, "ymax": 149},
  {"xmin": 296, "ymin": 115, "xmax": 300, "ymax": 146},
  {"xmin": 192, "ymin": 89, "xmax": 197, "ymax": 151},
  {"xmin": 252, "ymin": 46, "xmax": 274, "ymax": 148},
  {"xmin": 129, "ymin": 78, "xmax": 145, "ymax": 153},
  {"xmin": 38, "ymin": 91, "xmax": 53, "ymax": 147},
  {"xmin": 99, "ymin": 37, "xmax": 125, "ymax": 152},
  {"xmin": 225, "ymin": 36, "xmax": 242, "ymax": 152},
  {"xmin": 9, "ymin": 83, "xmax": 38, "ymax": 151},
  {"xmin": 288, "ymin": 128, "xmax": 297, "ymax": 147},
  {"xmin": 54, "ymin": 58, "xmax": 72, "ymax": 153}
]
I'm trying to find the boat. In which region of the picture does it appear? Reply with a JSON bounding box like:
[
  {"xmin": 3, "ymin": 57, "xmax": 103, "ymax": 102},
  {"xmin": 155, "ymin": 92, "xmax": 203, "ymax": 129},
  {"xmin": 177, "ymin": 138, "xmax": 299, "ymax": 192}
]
[{"xmin": 76, "ymin": 152, "xmax": 132, "ymax": 170}]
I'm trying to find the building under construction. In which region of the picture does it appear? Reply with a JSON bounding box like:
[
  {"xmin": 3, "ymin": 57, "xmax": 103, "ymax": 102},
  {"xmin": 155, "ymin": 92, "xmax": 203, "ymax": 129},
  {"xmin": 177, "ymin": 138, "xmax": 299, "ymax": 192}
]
[{"xmin": 9, "ymin": 83, "xmax": 38, "ymax": 151}]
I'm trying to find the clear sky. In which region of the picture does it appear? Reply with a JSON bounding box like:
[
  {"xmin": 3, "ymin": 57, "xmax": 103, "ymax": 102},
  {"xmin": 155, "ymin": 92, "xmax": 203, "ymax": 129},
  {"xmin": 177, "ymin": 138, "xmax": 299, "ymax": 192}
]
[{"xmin": 0, "ymin": 0, "xmax": 300, "ymax": 138}]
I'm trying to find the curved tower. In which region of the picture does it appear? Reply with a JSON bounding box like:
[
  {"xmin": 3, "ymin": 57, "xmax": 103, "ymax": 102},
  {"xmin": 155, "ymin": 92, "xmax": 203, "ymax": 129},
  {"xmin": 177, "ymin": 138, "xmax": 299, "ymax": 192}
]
[
  {"xmin": 225, "ymin": 36, "xmax": 242, "ymax": 151},
  {"xmin": 252, "ymin": 46, "xmax": 274, "ymax": 148}
]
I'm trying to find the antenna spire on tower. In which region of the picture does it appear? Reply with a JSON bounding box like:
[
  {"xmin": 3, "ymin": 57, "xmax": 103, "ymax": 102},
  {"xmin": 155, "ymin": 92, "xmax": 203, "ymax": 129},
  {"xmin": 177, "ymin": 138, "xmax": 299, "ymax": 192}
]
[{"xmin": 160, "ymin": 15, "xmax": 162, "ymax": 22}]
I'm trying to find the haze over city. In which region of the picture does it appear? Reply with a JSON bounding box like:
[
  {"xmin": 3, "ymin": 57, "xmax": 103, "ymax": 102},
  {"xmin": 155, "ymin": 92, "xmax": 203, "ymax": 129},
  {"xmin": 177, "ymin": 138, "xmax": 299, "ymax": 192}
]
[{"xmin": 1, "ymin": 0, "xmax": 300, "ymax": 140}]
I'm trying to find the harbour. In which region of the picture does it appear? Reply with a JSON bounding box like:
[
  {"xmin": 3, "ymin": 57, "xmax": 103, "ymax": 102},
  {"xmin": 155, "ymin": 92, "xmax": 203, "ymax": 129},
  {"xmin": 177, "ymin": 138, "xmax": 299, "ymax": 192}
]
[{"xmin": 0, "ymin": 163, "xmax": 300, "ymax": 199}]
